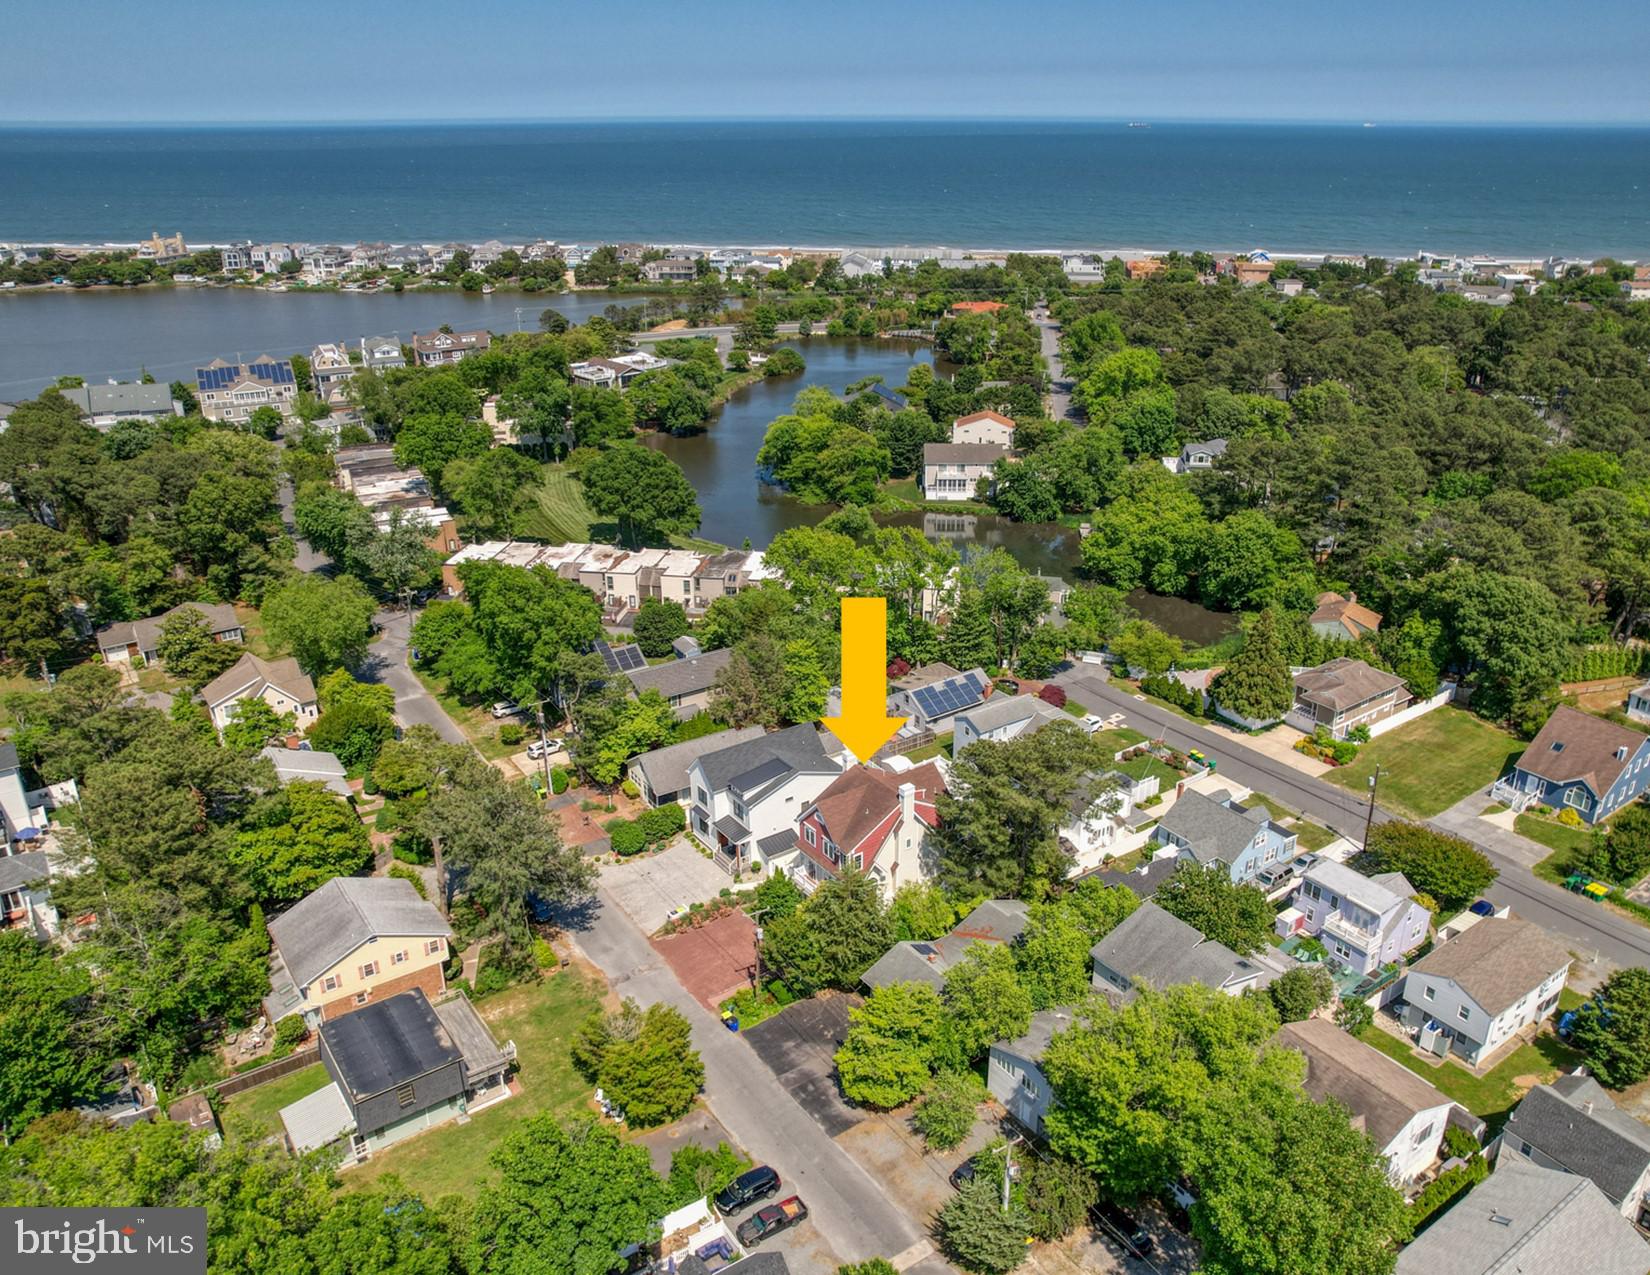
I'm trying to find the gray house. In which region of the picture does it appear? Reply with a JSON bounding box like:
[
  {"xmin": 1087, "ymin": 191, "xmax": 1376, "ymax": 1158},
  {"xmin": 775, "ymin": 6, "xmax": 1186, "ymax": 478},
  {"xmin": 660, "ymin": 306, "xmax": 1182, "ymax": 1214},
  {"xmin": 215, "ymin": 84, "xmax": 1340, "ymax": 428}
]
[
  {"xmin": 1394, "ymin": 1155, "xmax": 1650, "ymax": 1275},
  {"xmin": 1152, "ymin": 787, "xmax": 1297, "ymax": 883},
  {"xmin": 95, "ymin": 601, "xmax": 244, "ymax": 665},
  {"xmin": 625, "ymin": 647, "xmax": 734, "ymax": 720},
  {"xmin": 988, "ymin": 1006, "xmax": 1075, "ymax": 1136},
  {"xmin": 58, "ymin": 382, "xmax": 183, "ymax": 429},
  {"xmin": 282, "ymin": 988, "xmax": 513, "ymax": 1162},
  {"xmin": 862, "ymin": 899, "xmax": 1030, "ymax": 990},
  {"xmin": 1091, "ymin": 901, "xmax": 1281, "ymax": 1001},
  {"xmin": 1502, "ymin": 1075, "xmax": 1650, "ymax": 1230},
  {"xmin": 626, "ymin": 726, "xmax": 766, "ymax": 807}
]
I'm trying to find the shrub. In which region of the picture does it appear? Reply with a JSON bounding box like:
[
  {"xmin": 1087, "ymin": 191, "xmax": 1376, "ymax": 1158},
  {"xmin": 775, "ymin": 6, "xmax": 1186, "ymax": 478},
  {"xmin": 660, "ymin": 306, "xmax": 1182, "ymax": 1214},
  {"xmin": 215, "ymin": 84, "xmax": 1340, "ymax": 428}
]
[
  {"xmin": 1442, "ymin": 1124, "xmax": 1480, "ymax": 1160},
  {"xmin": 621, "ymin": 778, "xmax": 640, "ymax": 799},
  {"xmin": 1330, "ymin": 739, "xmax": 1359, "ymax": 766},
  {"xmin": 1141, "ymin": 674, "xmax": 1200, "ymax": 713},
  {"xmin": 499, "ymin": 723, "xmax": 526, "ymax": 746},
  {"xmin": 532, "ymin": 937, "xmax": 557, "ymax": 969},
  {"xmin": 637, "ymin": 803, "xmax": 686, "ymax": 843},
  {"xmin": 392, "ymin": 831, "xmax": 433, "ymax": 864},
  {"xmin": 608, "ymin": 820, "xmax": 648, "ymax": 856},
  {"xmin": 551, "ymin": 767, "xmax": 569, "ymax": 794},
  {"xmin": 665, "ymin": 1141, "xmax": 751, "ymax": 1210},
  {"xmin": 913, "ymin": 1070, "xmax": 986, "ymax": 1150},
  {"xmin": 1348, "ymin": 723, "xmax": 1372, "ymax": 743},
  {"xmin": 386, "ymin": 862, "xmax": 428, "ymax": 899},
  {"xmin": 1335, "ymin": 998, "xmax": 1374, "ymax": 1035},
  {"xmin": 1410, "ymin": 1155, "xmax": 1488, "ymax": 1231},
  {"xmin": 1557, "ymin": 807, "xmax": 1585, "ymax": 829},
  {"xmin": 1021, "ymin": 1156, "xmax": 1098, "ymax": 1242}
]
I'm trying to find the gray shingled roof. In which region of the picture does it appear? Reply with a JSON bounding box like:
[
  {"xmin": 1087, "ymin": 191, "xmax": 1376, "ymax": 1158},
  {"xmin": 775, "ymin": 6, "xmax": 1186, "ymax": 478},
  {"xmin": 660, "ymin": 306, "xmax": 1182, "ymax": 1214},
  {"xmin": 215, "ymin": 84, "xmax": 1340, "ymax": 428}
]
[
  {"xmin": 1156, "ymin": 788, "xmax": 1272, "ymax": 865},
  {"xmin": 0, "ymin": 849, "xmax": 50, "ymax": 894},
  {"xmin": 1090, "ymin": 901, "xmax": 1258, "ymax": 995},
  {"xmin": 956, "ymin": 695, "xmax": 1066, "ymax": 736},
  {"xmin": 96, "ymin": 601, "xmax": 241, "ymax": 655},
  {"xmin": 59, "ymin": 383, "xmax": 178, "ymax": 417},
  {"xmin": 1394, "ymin": 1155, "xmax": 1650, "ymax": 1275},
  {"xmin": 691, "ymin": 723, "xmax": 832, "ymax": 793},
  {"xmin": 1504, "ymin": 1075, "xmax": 1650, "ymax": 1207},
  {"xmin": 862, "ymin": 899, "xmax": 1030, "ymax": 990},
  {"xmin": 995, "ymin": 1006, "xmax": 1078, "ymax": 1063},
  {"xmin": 627, "ymin": 726, "xmax": 766, "ymax": 798},
  {"xmin": 923, "ymin": 442, "xmax": 1007, "ymax": 465},
  {"xmin": 624, "ymin": 647, "xmax": 733, "ymax": 702},
  {"xmin": 200, "ymin": 652, "xmax": 316, "ymax": 711},
  {"xmin": 1407, "ymin": 915, "xmax": 1571, "ymax": 1016},
  {"xmin": 267, "ymin": 876, "xmax": 451, "ymax": 990}
]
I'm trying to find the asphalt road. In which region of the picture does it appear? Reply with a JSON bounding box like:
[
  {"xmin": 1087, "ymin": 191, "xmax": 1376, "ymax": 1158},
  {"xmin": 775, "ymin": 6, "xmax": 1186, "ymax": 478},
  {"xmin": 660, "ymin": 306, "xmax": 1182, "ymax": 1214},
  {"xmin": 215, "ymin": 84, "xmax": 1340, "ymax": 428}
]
[
  {"xmin": 1035, "ymin": 311, "xmax": 1080, "ymax": 424},
  {"xmin": 358, "ymin": 609, "xmax": 468, "ymax": 745},
  {"xmin": 1054, "ymin": 668, "xmax": 1650, "ymax": 970},
  {"xmin": 561, "ymin": 889, "xmax": 935, "ymax": 1272},
  {"xmin": 276, "ymin": 475, "xmax": 331, "ymax": 574}
]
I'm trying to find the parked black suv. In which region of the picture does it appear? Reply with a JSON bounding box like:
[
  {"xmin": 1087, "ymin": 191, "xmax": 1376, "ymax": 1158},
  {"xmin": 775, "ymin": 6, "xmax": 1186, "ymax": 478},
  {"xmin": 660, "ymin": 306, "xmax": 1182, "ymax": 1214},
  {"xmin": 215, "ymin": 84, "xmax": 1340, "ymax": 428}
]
[
  {"xmin": 1097, "ymin": 1201, "xmax": 1155, "ymax": 1258},
  {"xmin": 715, "ymin": 1166, "xmax": 780, "ymax": 1215}
]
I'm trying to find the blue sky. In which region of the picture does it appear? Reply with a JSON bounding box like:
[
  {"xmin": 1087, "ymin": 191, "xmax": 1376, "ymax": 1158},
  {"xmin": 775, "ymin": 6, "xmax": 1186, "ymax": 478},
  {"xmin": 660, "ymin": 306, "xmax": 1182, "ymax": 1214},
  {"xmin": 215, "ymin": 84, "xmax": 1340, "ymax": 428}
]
[{"xmin": 9, "ymin": 0, "xmax": 1650, "ymax": 125}]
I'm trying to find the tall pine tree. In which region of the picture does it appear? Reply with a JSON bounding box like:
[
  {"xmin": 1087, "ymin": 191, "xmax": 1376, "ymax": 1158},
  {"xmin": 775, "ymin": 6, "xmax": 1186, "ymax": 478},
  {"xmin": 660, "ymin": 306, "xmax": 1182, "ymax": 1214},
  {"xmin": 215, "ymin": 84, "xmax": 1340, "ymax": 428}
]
[
  {"xmin": 943, "ymin": 592, "xmax": 997, "ymax": 671},
  {"xmin": 1214, "ymin": 608, "xmax": 1293, "ymax": 721}
]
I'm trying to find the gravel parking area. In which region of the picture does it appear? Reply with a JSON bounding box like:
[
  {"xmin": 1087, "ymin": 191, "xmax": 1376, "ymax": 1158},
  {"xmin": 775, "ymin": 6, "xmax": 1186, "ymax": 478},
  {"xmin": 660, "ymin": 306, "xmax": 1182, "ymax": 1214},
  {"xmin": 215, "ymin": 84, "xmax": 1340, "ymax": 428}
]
[
  {"xmin": 742, "ymin": 996, "xmax": 864, "ymax": 1138},
  {"xmin": 599, "ymin": 840, "xmax": 729, "ymax": 934}
]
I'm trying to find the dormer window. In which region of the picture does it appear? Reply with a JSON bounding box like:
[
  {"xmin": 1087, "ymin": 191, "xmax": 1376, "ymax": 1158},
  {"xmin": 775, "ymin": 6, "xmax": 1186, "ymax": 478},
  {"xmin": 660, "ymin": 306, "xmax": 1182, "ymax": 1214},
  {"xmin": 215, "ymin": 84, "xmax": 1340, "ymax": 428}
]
[
  {"xmin": 1550, "ymin": 742, "xmax": 1564, "ymax": 752},
  {"xmin": 1617, "ymin": 746, "xmax": 1630, "ymax": 760}
]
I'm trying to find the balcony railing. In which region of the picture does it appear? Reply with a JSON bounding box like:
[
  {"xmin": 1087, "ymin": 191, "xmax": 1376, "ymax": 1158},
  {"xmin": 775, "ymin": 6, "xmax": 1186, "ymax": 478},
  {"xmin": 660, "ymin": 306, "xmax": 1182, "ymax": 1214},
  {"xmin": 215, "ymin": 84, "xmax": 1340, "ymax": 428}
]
[
  {"xmin": 1490, "ymin": 777, "xmax": 1536, "ymax": 812},
  {"xmin": 1321, "ymin": 912, "xmax": 1378, "ymax": 952}
]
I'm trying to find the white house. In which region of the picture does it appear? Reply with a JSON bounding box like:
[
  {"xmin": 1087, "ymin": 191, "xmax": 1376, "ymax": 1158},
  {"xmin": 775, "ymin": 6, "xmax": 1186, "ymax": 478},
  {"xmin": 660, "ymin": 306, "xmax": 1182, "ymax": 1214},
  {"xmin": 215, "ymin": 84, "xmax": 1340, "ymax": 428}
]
[
  {"xmin": 949, "ymin": 410, "xmax": 1016, "ymax": 449},
  {"xmin": 1162, "ymin": 438, "xmax": 1227, "ymax": 475},
  {"xmin": 1276, "ymin": 1017, "xmax": 1460, "ymax": 1186},
  {"xmin": 200, "ymin": 653, "xmax": 319, "ymax": 733},
  {"xmin": 1274, "ymin": 860, "xmax": 1430, "ymax": 975},
  {"xmin": 685, "ymin": 724, "xmax": 845, "ymax": 875},
  {"xmin": 952, "ymin": 694, "xmax": 1067, "ymax": 752},
  {"xmin": 920, "ymin": 443, "xmax": 1002, "ymax": 501},
  {"xmin": 1626, "ymin": 681, "xmax": 1650, "ymax": 725},
  {"xmin": 626, "ymin": 726, "xmax": 766, "ymax": 807},
  {"xmin": 1398, "ymin": 915, "xmax": 1571, "ymax": 1066}
]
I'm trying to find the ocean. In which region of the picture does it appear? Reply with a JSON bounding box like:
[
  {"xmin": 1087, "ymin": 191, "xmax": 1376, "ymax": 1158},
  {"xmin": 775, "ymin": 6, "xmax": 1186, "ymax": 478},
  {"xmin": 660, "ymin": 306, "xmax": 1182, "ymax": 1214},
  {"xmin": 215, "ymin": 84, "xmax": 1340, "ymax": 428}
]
[{"xmin": 3, "ymin": 120, "xmax": 1649, "ymax": 258}]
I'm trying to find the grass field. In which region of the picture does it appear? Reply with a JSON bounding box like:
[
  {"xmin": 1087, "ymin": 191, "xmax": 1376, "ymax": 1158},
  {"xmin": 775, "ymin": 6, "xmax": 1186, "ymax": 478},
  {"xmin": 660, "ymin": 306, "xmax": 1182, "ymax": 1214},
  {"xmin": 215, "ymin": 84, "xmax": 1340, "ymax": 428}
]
[
  {"xmin": 1324, "ymin": 708, "xmax": 1524, "ymax": 820},
  {"xmin": 221, "ymin": 1062, "xmax": 332, "ymax": 1138},
  {"xmin": 347, "ymin": 971, "xmax": 603, "ymax": 1199},
  {"xmin": 1093, "ymin": 727, "xmax": 1149, "ymax": 753},
  {"xmin": 1517, "ymin": 813, "xmax": 1594, "ymax": 872},
  {"xmin": 518, "ymin": 463, "xmax": 724, "ymax": 552},
  {"xmin": 1357, "ymin": 1025, "xmax": 1583, "ymax": 1131}
]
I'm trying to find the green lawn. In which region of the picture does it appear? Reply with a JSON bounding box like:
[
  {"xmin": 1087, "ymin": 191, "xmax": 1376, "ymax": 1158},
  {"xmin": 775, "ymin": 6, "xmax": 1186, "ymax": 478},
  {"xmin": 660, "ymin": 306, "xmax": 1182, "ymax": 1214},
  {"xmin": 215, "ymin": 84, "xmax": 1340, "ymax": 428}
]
[
  {"xmin": 1357, "ymin": 1025, "xmax": 1584, "ymax": 1131},
  {"xmin": 348, "ymin": 971, "xmax": 604, "ymax": 1199},
  {"xmin": 1517, "ymin": 813, "xmax": 1594, "ymax": 875},
  {"xmin": 520, "ymin": 464, "xmax": 600, "ymax": 543},
  {"xmin": 1114, "ymin": 754, "xmax": 1185, "ymax": 789},
  {"xmin": 904, "ymin": 731, "xmax": 955, "ymax": 763},
  {"xmin": 412, "ymin": 669, "xmax": 519, "ymax": 760},
  {"xmin": 1294, "ymin": 822, "xmax": 1339, "ymax": 852},
  {"xmin": 221, "ymin": 1062, "xmax": 332, "ymax": 1138},
  {"xmin": 1093, "ymin": 727, "xmax": 1149, "ymax": 753},
  {"xmin": 1324, "ymin": 708, "xmax": 1525, "ymax": 820}
]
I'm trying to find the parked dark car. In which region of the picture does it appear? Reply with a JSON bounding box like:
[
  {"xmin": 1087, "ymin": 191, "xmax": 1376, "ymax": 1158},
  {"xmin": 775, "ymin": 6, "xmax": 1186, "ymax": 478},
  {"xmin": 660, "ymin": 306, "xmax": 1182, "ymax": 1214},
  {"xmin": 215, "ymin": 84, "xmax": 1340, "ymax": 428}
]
[
  {"xmin": 715, "ymin": 1166, "xmax": 780, "ymax": 1215},
  {"xmin": 949, "ymin": 1158, "xmax": 978, "ymax": 1190},
  {"xmin": 1097, "ymin": 1201, "xmax": 1155, "ymax": 1257},
  {"xmin": 735, "ymin": 1196, "xmax": 807, "ymax": 1247},
  {"xmin": 1468, "ymin": 899, "xmax": 1496, "ymax": 916}
]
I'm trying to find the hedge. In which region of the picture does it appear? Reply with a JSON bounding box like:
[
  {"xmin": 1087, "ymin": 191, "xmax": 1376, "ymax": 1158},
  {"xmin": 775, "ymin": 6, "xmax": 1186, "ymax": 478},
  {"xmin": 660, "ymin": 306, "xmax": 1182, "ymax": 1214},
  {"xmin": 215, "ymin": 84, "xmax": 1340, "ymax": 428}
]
[
  {"xmin": 1409, "ymin": 1155, "xmax": 1488, "ymax": 1233},
  {"xmin": 1564, "ymin": 644, "xmax": 1650, "ymax": 683}
]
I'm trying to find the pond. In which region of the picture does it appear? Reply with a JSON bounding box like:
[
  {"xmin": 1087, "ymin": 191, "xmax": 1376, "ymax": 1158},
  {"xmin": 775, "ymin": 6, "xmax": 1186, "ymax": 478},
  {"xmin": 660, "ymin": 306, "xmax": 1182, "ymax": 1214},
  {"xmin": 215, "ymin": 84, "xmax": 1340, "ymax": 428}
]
[{"xmin": 1124, "ymin": 589, "xmax": 1239, "ymax": 646}]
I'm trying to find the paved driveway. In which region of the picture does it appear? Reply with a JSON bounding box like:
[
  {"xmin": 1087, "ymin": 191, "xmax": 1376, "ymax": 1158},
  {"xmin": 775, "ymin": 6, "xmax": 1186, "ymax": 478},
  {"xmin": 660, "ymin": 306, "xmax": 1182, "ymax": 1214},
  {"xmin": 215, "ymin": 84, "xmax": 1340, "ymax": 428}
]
[
  {"xmin": 742, "ymin": 997, "xmax": 864, "ymax": 1138},
  {"xmin": 359, "ymin": 610, "xmax": 467, "ymax": 746},
  {"xmin": 599, "ymin": 840, "xmax": 732, "ymax": 934},
  {"xmin": 652, "ymin": 910, "xmax": 759, "ymax": 1010}
]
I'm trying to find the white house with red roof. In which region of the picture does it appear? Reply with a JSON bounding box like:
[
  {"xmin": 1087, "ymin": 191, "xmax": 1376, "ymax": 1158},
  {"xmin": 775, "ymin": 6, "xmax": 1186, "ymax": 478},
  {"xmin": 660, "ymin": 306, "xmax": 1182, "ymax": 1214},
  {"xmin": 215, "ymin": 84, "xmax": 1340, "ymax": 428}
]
[
  {"xmin": 950, "ymin": 410, "xmax": 1016, "ymax": 450},
  {"xmin": 775, "ymin": 761, "xmax": 945, "ymax": 900}
]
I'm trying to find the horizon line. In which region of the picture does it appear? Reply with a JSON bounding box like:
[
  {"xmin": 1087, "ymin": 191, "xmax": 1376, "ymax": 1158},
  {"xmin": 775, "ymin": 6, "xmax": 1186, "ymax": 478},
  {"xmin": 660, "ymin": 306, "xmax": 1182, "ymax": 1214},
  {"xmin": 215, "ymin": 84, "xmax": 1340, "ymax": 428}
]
[{"xmin": 5, "ymin": 113, "xmax": 1650, "ymax": 130}]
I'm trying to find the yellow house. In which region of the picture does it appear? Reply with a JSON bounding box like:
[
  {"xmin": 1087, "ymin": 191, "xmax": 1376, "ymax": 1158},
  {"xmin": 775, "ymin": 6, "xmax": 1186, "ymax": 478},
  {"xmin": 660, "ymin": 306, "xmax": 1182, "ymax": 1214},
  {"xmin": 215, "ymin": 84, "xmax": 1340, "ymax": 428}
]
[
  {"xmin": 201, "ymin": 652, "xmax": 319, "ymax": 733},
  {"xmin": 263, "ymin": 876, "xmax": 453, "ymax": 1026}
]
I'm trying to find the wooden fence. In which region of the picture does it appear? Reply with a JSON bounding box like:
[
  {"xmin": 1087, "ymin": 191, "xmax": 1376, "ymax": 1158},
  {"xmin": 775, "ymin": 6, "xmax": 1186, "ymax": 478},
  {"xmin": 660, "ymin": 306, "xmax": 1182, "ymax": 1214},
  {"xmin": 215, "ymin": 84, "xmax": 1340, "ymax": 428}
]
[{"xmin": 207, "ymin": 1045, "xmax": 320, "ymax": 1099}]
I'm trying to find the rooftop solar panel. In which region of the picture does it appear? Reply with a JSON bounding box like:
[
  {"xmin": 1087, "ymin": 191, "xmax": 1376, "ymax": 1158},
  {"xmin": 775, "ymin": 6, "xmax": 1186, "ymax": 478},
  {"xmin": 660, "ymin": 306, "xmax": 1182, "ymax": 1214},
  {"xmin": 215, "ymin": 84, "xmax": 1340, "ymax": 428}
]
[
  {"xmin": 613, "ymin": 644, "xmax": 646, "ymax": 672},
  {"xmin": 594, "ymin": 639, "xmax": 619, "ymax": 672}
]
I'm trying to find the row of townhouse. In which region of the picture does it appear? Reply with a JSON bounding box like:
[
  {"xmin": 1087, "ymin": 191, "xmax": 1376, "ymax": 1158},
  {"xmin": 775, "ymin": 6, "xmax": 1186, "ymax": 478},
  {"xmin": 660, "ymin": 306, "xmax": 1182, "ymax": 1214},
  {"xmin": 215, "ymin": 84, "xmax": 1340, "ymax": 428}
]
[
  {"xmin": 334, "ymin": 444, "xmax": 461, "ymax": 555},
  {"xmin": 443, "ymin": 539, "xmax": 779, "ymax": 622}
]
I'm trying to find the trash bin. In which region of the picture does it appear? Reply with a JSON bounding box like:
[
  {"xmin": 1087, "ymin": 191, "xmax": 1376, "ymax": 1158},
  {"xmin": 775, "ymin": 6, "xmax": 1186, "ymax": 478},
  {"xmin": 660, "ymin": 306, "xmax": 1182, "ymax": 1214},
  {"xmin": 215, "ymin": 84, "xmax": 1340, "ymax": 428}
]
[{"xmin": 725, "ymin": 1016, "xmax": 740, "ymax": 1032}]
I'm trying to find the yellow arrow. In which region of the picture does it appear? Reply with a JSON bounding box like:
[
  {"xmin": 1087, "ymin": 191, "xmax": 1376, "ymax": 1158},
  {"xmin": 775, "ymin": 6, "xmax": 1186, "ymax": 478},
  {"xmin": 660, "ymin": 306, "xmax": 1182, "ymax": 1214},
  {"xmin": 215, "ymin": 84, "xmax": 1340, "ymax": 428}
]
[{"xmin": 823, "ymin": 596, "xmax": 908, "ymax": 764}]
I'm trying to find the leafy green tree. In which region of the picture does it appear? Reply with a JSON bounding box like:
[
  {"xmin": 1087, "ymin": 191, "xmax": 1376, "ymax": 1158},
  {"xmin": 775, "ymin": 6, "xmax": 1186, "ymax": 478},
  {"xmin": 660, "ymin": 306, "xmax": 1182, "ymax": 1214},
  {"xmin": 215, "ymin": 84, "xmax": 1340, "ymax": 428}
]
[
  {"xmin": 581, "ymin": 445, "xmax": 701, "ymax": 546},
  {"xmin": 992, "ymin": 459, "xmax": 1061, "ymax": 523},
  {"xmin": 1213, "ymin": 608, "xmax": 1293, "ymax": 721},
  {"xmin": 838, "ymin": 1263, "xmax": 900, "ymax": 1275},
  {"xmin": 632, "ymin": 598, "xmax": 691, "ymax": 657},
  {"xmin": 1063, "ymin": 585, "xmax": 1132, "ymax": 652},
  {"xmin": 1015, "ymin": 878, "xmax": 1139, "ymax": 1009},
  {"xmin": 1199, "ymin": 512, "xmax": 1308, "ymax": 610},
  {"xmin": 779, "ymin": 637, "xmax": 830, "ymax": 724},
  {"xmin": 466, "ymin": 1114, "xmax": 671, "ymax": 1275},
  {"xmin": 888, "ymin": 880, "xmax": 957, "ymax": 940},
  {"xmin": 1428, "ymin": 565, "xmax": 1570, "ymax": 724},
  {"xmin": 570, "ymin": 998, "xmax": 643, "ymax": 1082},
  {"xmin": 444, "ymin": 447, "xmax": 542, "ymax": 538},
  {"xmin": 836, "ymin": 980, "xmax": 958, "ymax": 1108},
  {"xmin": 942, "ymin": 593, "xmax": 998, "ymax": 671},
  {"xmin": 1015, "ymin": 623, "xmax": 1068, "ymax": 679},
  {"xmin": 944, "ymin": 941, "xmax": 1034, "ymax": 1060},
  {"xmin": 1570, "ymin": 966, "xmax": 1650, "ymax": 1088},
  {"xmin": 1021, "ymin": 1156, "xmax": 1098, "ymax": 1242},
  {"xmin": 1267, "ymin": 966, "xmax": 1336, "ymax": 1023},
  {"xmin": 262, "ymin": 573, "xmax": 377, "ymax": 678},
  {"xmin": 0, "ymin": 933, "xmax": 105, "ymax": 1137},
  {"xmin": 307, "ymin": 698, "xmax": 395, "ymax": 772},
  {"xmin": 751, "ymin": 870, "xmax": 805, "ymax": 921},
  {"xmin": 1078, "ymin": 467, "xmax": 1207, "ymax": 594},
  {"xmin": 294, "ymin": 481, "xmax": 371, "ymax": 563},
  {"xmin": 394, "ymin": 411, "xmax": 490, "ymax": 485},
  {"xmin": 913, "ymin": 1069, "xmax": 987, "ymax": 1151},
  {"xmin": 761, "ymin": 868, "xmax": 893, "ymax": 994},
  {"xmin": 348, "ymin": 507, "xmax": 442, "ymax": 606},
  {"xmin": 421, "ymin": 754, "xmax": 595, "ymax": 951},
  {"xmin": 1155, "ymin": 861, "xmax": 1275, "ymax": 955},
  {"xmin": 936, "ymin": 1172, "xmax": 1032, "ymax": 1274},
  {"xmin": 154, "ymin": 604, "xmax": 246, "ymax": 687},
  {"xmin": 665, "ymin": 1141, "xmax": 751, "ymax": 1209},
  {"xmin": 569, "ymin": 385, "xmax": 636, "ymax": 447},
  {"xmin": 1574, "ymin": 805, "xmax": 1650, "ymax": 886},
  {"xmin": 458, "ymin": 560, "xmax": 604, "ymax": 705},
  {"xmin": 232, "ymin": 781, "xmax": 373, "ymax": 903},
  {"xmin": 1357, "ymin": 822, "xmax": 1496, "ymax": 913},
  {"xmin": 1108, "ymin": 619, "xmax": 1182, "ymax": 676},
  {"xmin": 596, "ymin": 1003, "xmax": 704, "ymax": 1127},
  {"xmin": 934, "ymin": 722, "xmax": 1112, "ymax": 898},
  {"xmin": 0, "ymin": 574, "xmax": 72, "ymax": 678},
  {"xmin": 221, "ymin": 696, "xmax": 295, "ymax": 752}
]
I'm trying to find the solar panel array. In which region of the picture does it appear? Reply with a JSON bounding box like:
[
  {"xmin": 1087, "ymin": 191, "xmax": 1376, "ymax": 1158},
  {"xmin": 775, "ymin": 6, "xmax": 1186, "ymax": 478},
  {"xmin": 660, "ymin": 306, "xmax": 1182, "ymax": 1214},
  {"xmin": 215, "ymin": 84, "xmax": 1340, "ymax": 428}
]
[
  {"xmin": 194, "ymin": 360, "xmax": 296, "ymax": 390},
  {"xmin": 595, "ymin": 640, "xmax": 647, "ymax": 674},
  {"xmin": 910, "ymin": 670, "xmax": 988, "ymax": 721}
]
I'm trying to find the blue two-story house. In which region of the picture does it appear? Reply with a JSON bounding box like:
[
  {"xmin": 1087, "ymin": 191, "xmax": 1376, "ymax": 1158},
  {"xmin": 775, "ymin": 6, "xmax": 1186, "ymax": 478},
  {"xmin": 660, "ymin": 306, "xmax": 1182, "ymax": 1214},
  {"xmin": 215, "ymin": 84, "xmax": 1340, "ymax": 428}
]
[
  {"xmin": 1494, "ymin": 706, "xmax": 1650, "ymax": 826},
  {"xmin": 1152, "ymin": 787, "xmax": 1297, "ymax": 883}
]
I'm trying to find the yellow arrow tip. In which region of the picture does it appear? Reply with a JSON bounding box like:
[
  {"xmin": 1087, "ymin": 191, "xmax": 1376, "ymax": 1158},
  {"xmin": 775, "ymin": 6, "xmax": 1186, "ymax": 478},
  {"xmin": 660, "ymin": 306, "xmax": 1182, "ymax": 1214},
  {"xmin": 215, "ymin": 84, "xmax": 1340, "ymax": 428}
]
[{"xmin": 823, "ymin": 714, "xmax": 908, "ymax": 765}]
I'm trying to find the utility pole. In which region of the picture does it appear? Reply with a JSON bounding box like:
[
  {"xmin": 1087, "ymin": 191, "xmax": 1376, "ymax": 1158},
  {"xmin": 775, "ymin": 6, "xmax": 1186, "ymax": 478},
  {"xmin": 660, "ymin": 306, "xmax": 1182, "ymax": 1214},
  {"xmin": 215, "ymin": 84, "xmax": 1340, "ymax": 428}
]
[
  {"xmin": 746, "ymin": 907, "xmax": 768, "ymax": 994},
  {"xmin": 1364, "ymin": 765, "xmax": 1382, "ymax": 850},
  {"xmin": 987, "ymin": 1139, "xmax": 1018, "ymax": 1212}
]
